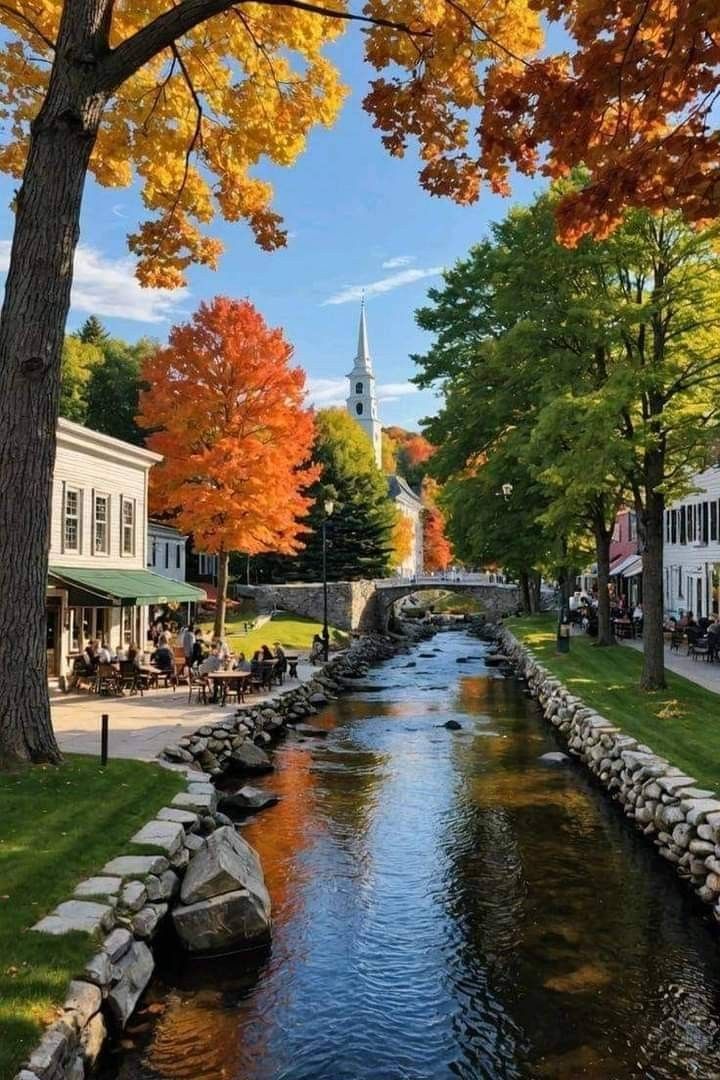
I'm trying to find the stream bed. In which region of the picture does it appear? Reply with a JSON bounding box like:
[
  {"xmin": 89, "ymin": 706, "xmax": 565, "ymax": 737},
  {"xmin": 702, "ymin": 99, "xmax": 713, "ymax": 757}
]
[{"xmin": 101, "ymin": 631, "xmax": 720, "ymax": 1079}]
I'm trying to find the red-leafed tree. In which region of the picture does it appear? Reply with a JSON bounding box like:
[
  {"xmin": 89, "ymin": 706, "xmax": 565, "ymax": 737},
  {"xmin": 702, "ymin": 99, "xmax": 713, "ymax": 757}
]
[
  {"xmin": 138, "ymin": 297, "xmax": 318, "ymax": 636},
  {"xmin": 422, "ymin": 479, "xmax": 453, "ymax": 572}
]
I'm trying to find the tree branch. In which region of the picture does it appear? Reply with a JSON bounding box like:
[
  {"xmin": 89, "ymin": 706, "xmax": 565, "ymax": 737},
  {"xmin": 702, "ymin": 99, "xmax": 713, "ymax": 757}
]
[
  {"xmin": 0, "ymin": 2, "xmax": 55, "ymax": 51},
  {"xmin": 96, "ymin": 0, "xmax": 431, "ymax": 94}
]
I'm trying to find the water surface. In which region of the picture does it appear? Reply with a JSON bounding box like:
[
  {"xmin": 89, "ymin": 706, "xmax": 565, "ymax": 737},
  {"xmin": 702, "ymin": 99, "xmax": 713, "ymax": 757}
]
[{"xmin": 103, "ymin": 632, "xmax": 720, "ymax": 1080}]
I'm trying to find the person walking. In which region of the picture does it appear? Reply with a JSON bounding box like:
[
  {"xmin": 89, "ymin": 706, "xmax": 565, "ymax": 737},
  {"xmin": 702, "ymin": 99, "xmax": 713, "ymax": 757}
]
[{"xmin": 181, "ymin": 624, "xmax": 195, "ymax": 666}]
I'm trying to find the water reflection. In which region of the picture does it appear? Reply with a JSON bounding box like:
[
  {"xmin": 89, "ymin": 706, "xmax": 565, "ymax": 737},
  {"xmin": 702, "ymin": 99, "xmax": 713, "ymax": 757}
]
[{"xmin": 102, "ymin": 633, "xmax": 720, "ymax": 1080}]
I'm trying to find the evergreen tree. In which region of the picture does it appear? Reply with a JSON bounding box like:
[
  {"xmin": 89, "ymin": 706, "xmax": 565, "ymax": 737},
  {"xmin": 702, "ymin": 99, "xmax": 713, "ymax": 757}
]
[
  {"xmin": 77, "ymin": 315, "xmax": 110, "ymax": 346},
  {"xmin": 289, "ymin": 409, "xmax": 395, "ymax": 581}
]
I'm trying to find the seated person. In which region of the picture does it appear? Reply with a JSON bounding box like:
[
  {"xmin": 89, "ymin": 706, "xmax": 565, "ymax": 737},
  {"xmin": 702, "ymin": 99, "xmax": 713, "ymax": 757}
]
[
  {"xmin": 261, "ymin": 644, "xmax": 274, "ymax": 662},
  {"xmin": 81, "ymin": 640, "xmax": 98, "ymax": 672},
  {"xmin": 199, "ymin": 644, "xmax": 224, "ymax": 676},
  {"xmin": 125, "ymin": 642, "xmax": 142, "ymax": 670},
  {"xmin": 192, "ymin": 630, "xmax": 207, "ymax": 666},
  {"xmin": 233, "ymin": 651, "xmax": 251, "ymax": 673},
  {"xmin": 96, "ymin": 640, "xmax": 113, "ymax": 665},
  {"xmin": 698, "ymin": 616, "xmax": 711, "ymax": 632},
  {"xmin": 151, "ymin": 641, "xmax": 175, "ymax": 673},
  {"xmin": 250, "ymin": 650, "xmax": 263, "ymax": 679}
]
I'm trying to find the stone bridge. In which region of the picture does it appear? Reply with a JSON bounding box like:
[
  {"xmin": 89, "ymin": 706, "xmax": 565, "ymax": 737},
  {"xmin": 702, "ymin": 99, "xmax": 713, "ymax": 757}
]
[{"xmin": 233, "ymin": 574, "xmax": 520, "ymax": 633}]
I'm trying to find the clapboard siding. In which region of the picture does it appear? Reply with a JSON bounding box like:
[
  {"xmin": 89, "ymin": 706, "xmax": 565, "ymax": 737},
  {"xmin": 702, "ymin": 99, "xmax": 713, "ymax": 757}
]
[
  {"xmin": 50, "ymin": 419, "xmax": 160, "ymax": 570},
  {"xmin": 663, "ymin": 466, "xmax": 720, "ymax": 618}
]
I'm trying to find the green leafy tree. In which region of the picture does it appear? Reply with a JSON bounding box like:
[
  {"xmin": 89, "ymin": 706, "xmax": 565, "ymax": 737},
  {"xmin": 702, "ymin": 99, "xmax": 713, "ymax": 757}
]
[
  {"xmin": 416, "ymin": 185, "xmax": 720, "ymax": 687},
  {"xmin": 86, "ymin": 338, "xmax": 154, "ymax": 446},
  {"xmin": 58, "ymin": 336, "xmax": 102, "ymax": 423},
  {"xmin": 289, "ymin": 409, "xmax": 395, "ymax": 581}
]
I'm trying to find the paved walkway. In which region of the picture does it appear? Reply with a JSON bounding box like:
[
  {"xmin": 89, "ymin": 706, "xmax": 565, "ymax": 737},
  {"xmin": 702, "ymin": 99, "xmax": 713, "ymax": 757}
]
[
  {"xmin": 51, "ymin": 660, "xmax": 318, "ymax": 761},
  {"xmin": 622, "ymin": 638, "xmax": 720, "ymax": 694}
]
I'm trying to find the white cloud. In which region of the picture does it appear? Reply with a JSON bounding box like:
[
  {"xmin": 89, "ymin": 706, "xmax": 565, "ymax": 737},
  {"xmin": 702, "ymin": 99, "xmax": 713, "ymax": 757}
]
[
  {"xmin": 305, "ymin": 377, "xmax": 419, "ymax": 409},
  {"xmin": 0, "ymin": 241, "xmax": 189, "ymax": 324},
  {"xmin": 381, "ymin": 255, "xmax": 416, "ymax": 269},
  {"xmin": 322, "ymin": 266, "xmax": 444, "ymax": 306}
]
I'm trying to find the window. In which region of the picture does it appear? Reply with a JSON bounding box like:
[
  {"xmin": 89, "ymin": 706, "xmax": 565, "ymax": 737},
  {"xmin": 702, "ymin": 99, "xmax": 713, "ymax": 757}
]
[
  {"xmin": 678, "ymin": 568, "xmax": 684, "ymax": 598},
  {"xmin": 355, "ymin": 402, "xmax": 363, "ymax": 416},
  {"xmin": 712, "ymin": 501, "xmax": 718, "ymax": 543},
  {"xmin": 121, "ymin": 607, "xmax": 133, "ymax": 645},
  {"xmin": 121, "ymin": 497, "xmax": 135, "ymax": 556},
  {"xmin": 665, "ymin": 512, "xmax": 670, "ymax": 543},
  {"xmin": 198, "ymin": 553, "xmax": 217, "ymax": 576},
  {"xmin": 355, "ymin": 382, "xmax": 363, "ymax": 394},
  {"xmin": 176, "ymin": 544, "xmax": 182, "ymax": 569},
  {"xmin": 165, "ymin": 542, "xmax": 170, "ymax": 569},
  {"xmin": 680, "ymin": 505, "xmax": 687, "ymax": 544},
  {"xmin": 671, "ymin": 509, "xmax": 677, "ymax": 545},
  {"xmin": 702, "ymin": 501, "xmax": 710, "ymax": 544},
  {"xmin": 628, "ymin": 512, "xmax": 637, "ymax": 541},
  {"xmin": 63, "ymin": 486, "xmax": 81, "ymax": 552},
  {"xmin": 93, "ymin": 493, "xmax": 109, "ymax": 555}
]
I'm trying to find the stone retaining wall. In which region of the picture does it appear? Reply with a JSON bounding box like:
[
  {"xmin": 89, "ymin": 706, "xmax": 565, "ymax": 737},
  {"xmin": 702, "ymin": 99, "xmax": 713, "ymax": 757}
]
[{"xmin": 497, "ymin": 625, "xmax": 720, "ymax": 921}]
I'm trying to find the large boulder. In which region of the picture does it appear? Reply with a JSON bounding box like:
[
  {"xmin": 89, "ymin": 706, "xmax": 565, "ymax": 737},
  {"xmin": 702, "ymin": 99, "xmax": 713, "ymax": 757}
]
[
  {"xmin": 219, "ymin": 786, "xmax": 279, "ymax": 815},
  {"xmin": 180, "ymin": 826, "xmax": 268, "ymax": 905},
  {"xmin": 172, "ymin": 889, "xmax": 271, "ymax": 953},
  {"xmin": 229, "ymin": 743, "xmax": 274, "ymax": 774},
  {"xmin": 173, "ymin": 826, "xmax": 271, "ymax": 952}
]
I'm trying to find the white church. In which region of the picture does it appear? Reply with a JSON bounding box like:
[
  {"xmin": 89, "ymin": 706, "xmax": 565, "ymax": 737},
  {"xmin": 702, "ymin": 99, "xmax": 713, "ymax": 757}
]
[{"xmin": 346, "ymin": 303, "xmax": 424, "ymax": 576}]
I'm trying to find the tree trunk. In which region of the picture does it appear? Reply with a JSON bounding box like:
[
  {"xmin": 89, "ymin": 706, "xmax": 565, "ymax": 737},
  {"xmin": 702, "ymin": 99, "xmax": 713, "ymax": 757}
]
[
  {"xmin": 529, "ymin": 571, "xmax": 541, "ymax": 613},
  {"xmin": 213, "ymin": 550, "xmax": 230, "ymax": 639},
  {"xmin": 0, "ymin": 5, "xmax": 109, "ymax": 765},
  {"xmin": 639, "ymin": 475, "xmax": 666, "ymax": 691},
  {"xmin": 594, "ymin": 526, "xmax": 614, "ymax": 647},
  {"xmin": 519, "ymin": 571, "xmax": 532, "ymax": 614}
]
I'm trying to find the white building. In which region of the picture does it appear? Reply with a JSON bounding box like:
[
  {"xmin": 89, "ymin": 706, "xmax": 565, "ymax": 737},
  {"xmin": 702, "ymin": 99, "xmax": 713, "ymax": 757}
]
[
  {"xmin": 148, "ymin": 520, "xmax": 187, "ymax": 582},
  {"xmin": 47, "ymin": 419, "xmax": 204, "ymax": 678},
  {"xmin": 663, "ymin": 466, "xmax": 720, "ymax": 618},
  {"xmin": 345, "ymin": 303, "xmax": 424, "ymax": 575},
  {"xmin": 388, "ymin": 475, "xmax": 424, "ymax": 576}
]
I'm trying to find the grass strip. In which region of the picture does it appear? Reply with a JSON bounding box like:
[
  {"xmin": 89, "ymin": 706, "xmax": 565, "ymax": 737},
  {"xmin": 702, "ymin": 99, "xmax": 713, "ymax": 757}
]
[
  {"xmin": 200, "ymin": 610, "xmax": 349, "ymax": 657},
  {"xmin": 510, "ymin": 614, "xmax": 720, "ymax": 792},
  {"xmin": 0, "ymin": 754, "xmax": 182, "ymax": 1078}
]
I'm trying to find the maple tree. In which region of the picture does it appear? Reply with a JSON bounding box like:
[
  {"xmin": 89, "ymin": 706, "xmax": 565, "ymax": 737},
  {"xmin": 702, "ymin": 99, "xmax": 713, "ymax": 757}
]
[
  {"xmin": 0, "ymin": 0, "xmax": 541, "ymax": 763},
  {"xmin": 477, "ymin": 3, "xmax": 720, "ymax": 244},
  {"xmin": 390, "ymin": 512, "xmax": 415, "ymax": 572},
  {"xmin": 138, "ymin": 297, "xmax": 317, "ymax": 637},
  {"xmin": 421, "ymin": 479, "xmax": 452, "ymax": 573}
]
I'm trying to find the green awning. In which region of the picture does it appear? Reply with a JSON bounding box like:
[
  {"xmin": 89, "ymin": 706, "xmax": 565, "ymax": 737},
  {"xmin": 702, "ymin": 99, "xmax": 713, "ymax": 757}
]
[{"xmin": 49, "ymin": 566, "xmax": 206, "ymax": 607}]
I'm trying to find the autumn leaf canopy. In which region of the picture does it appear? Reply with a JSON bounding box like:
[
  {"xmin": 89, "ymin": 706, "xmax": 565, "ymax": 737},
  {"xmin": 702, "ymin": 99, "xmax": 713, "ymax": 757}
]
[
  {"xmin": 0, "ymin": 0, "xmax": 541, "ymax": 286},
  {"xmin": 138, "ymin": 296, "xmax": 318, "ymax": 555}
]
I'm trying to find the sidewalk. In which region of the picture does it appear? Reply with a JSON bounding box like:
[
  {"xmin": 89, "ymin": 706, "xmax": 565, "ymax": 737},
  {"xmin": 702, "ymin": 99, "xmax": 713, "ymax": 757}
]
[
  {"xmin": 51, "ymin": 659, "xmax": 317, "ymax": 761},
  {"xmin": 621, "ymin": 638, "xmax": 720, "ymax": 695}
]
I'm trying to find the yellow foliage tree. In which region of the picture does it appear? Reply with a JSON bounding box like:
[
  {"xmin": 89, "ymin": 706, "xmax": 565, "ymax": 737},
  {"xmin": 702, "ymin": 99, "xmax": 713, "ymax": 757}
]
[
  {"xmin": 390, "ymin": 511, "xmax": 415, "ymax": 573},
  {"xmin": 0, "ymin": 0, "xmax": 542, "ymax": 763}
]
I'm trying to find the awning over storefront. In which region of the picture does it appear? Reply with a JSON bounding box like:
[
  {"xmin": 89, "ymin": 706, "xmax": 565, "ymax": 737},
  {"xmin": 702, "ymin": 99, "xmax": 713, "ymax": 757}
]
[
  {"xmin": 610, "ymin": 553, "xmax": 641, "ymax": 577},
  {"xmin": 49, "ymin": 567, "xmax": 206, "ymax": 607},
  {"xmin": 622, "ymin": 557, "xmax": 643, "ymax": 578}
]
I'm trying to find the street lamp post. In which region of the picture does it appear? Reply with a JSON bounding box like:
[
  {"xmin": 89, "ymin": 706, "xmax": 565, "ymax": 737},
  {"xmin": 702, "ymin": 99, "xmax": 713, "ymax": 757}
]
[{"xmin": 322, "ymin": 498, "xmax": 334, "ymax": 662}]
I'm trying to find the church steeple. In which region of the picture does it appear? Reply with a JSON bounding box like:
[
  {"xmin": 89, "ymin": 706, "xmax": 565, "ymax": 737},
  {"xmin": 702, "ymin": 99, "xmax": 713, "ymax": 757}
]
[{"xmin": 346, "ymin": 299, "xmax": 382, "ymax": 467}]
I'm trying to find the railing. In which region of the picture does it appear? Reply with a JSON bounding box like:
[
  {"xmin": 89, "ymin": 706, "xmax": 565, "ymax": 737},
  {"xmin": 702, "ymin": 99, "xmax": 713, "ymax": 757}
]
[{"xmin": 374, "ymin": 573, "xmax": 515, "ymax": 589}]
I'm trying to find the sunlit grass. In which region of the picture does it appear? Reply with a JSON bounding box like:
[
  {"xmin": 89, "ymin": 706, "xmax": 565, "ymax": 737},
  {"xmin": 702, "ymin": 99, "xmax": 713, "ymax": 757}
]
[
  {"xmin": 510, "ymin": 614, "xmax": 720, "ymax": 792},
  {"xmin": 0, "ymin": 755, "xmax": 182, "ymax": 1078},
  {"xmin": 200, "ymin": 610, "xmax": 349, "ymax": 657}
]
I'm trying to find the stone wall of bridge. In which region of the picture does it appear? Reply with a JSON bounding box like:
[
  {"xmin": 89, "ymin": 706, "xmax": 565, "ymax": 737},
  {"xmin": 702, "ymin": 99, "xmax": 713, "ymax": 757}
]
[{"xmin": 234, "ymin": 581, "xmax": 520, "ymax": 633}]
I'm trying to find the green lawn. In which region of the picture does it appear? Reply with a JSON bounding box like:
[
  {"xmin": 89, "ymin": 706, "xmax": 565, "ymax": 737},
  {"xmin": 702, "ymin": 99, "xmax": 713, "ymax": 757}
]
[
  {"xmin": 200, "ymin": 610, "xmax": 348, "ymax": 657},
  {"xmin": 510, "ymin": 614, "xmax": 720, "ymax": 792},
  {"xmin": 0, "ymin": 755, "xmax": 182, "ymax": 1078}
]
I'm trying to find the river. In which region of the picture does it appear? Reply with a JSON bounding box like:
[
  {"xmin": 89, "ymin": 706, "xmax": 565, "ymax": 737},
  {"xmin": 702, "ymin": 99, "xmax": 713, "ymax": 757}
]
[{"xmin": 102, "ymin": 631, "xmax": 720, "ymax": 1080}]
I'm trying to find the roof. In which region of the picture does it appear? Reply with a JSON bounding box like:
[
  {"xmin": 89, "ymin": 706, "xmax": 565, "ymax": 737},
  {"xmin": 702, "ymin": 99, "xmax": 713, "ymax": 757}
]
[
  {"xmin": 148, "ymin": 519, "xmax": 187, "ymax": 540},
  {"xmin": 57, "ymin": 417, "xmax": 162, "ymax": 467},
  {"xmin": 610, "ymin": 553, "xmax": 641, "ymax": 577},
  {"xmin": 387, "ymin": 474, "xmax": 423, "ymax": 507},
  {"xmin": 49, "ymin": 566, "xmax": 205, "ymax": 606}
]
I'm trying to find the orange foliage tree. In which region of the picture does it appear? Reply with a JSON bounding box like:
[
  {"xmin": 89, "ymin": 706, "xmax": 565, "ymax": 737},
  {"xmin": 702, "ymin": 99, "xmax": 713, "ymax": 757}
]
[
  {"xmin": 422, "ymin": 480, "xmax": 453, "ymax": 572},
  {"xmin": 478, "ymin": 3, "xmax": 720, "ymax": 243},
  {"xmin": 138, "ymin": 297, "xmax": 318, "ymax": 636}
]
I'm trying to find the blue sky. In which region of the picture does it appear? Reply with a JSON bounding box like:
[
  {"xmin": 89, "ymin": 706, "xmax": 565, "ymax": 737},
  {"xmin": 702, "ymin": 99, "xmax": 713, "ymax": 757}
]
[{"xmin": 0, "ymin": 29, "xmax": 543, "ymax": 432}]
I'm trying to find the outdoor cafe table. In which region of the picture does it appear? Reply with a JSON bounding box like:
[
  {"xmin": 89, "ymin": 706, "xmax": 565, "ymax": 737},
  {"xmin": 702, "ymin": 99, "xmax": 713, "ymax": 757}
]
[{"xmin": 206, "ymin": 670, "xmax": 252, "ymax": 706}]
